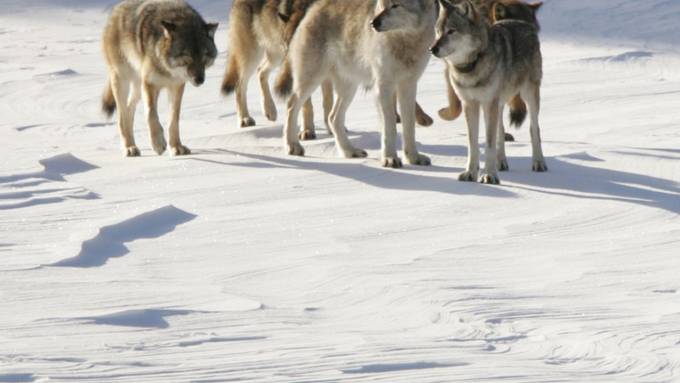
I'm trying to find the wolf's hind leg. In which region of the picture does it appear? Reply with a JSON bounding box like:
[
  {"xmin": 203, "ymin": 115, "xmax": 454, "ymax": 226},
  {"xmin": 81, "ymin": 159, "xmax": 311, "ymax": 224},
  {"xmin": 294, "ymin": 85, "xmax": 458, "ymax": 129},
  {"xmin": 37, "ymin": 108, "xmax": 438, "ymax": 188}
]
[
  {"xmin": 168, "ymin": 83, "xmax": 190, "ymax": 156},
  {"xmin": 398, "ymin": 81, "xmax": 430, "ymax": 166},
  {"xmin": 257, "ymin": 53, "xmax": 279, "ymax": 122},
  {"xmin": 111, "ymin": 74, "xmax": 139, "ymax": 157},
  {"xmin": 459, "ymin": 101, "xmax": 480, "ymax": 182},
  {"xmin": 236, "ymin": 51, "xmax": 261, "ymax": 128},
  {"xmin": 142, "ymin": 81, "xmax": 167, "ymax": 155},
  {"xmin": 299, "ymin": 98, "xmax": 316, "ymax": 140},
  {"xmin": 321, "ymin": 79, "xmax": 334, "ymax": 135},
  {"xmin": 522, "ymin": 84, "xmax": 547, "ymax": 172},
  {"xmin": 328, "ymin": 77, "xmax": 365, "ymax": 159},
  {"xmin": 497, "ymin": 105, "xmax": 508, "ymax": 171}
]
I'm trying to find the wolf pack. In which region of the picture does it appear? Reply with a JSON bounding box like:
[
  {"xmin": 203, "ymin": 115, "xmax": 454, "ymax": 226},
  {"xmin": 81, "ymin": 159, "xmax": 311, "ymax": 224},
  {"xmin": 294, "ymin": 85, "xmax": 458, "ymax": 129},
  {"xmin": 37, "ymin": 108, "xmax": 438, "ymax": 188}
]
[{"xmin": 101, "ymin": 0, "xmax": 546, "ymax": 185}]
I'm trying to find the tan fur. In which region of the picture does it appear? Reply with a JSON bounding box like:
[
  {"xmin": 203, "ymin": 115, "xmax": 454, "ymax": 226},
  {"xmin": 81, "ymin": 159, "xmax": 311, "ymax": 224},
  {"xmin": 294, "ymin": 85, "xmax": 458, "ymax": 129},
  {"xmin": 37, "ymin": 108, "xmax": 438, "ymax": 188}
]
[{"xmin": 102, "ymin": 0, "xmax": 217, "ymax": 157}]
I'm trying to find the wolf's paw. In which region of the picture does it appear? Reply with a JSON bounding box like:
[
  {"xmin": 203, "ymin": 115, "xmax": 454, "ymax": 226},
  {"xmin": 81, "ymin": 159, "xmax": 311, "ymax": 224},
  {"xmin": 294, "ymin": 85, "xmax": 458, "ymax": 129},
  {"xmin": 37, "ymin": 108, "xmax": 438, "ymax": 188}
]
[
  {"xmin": 416, "ymin": 112, "xmax": 434, "ymax": 127},
  {"xmin": 498, "ymin": 158, "xmax": 509, "ymax": 171},
  {"xmin": 480, "ymin": 173, "xmax": 501, "ymax": 185},
  {"xmin": 438, "ymin": 106, "xmax": 462, "ymax": 121},
  {"xmin": 382, "ymin": 156, "xmax": 403, "ymax": 168},
  {"xmin": 151, "ymin": 135, "xmax": 167, "ymax": 156},
  {"xmin": 299, "ymin": 130, "xmax": 316, "ymax": 141},
  {"xmin": 264, "ymin": 101, "xmax": 277, "ymax": 122},
  {"xmin": 458, "ymin": 170, "xmax": 478, "ymax": 182},
  {"xmin": 532, "ymin": 160, "xmax": 548, "ymax": 172},
  {"xmin": 171, "ymin": 145, "xmax": 191, "ymax": 156},
  {"xmin": 240, "ymin": 117, "xmax": 256, "ymax": 128},
  {"xmin": 504, "ymin": 133, "xmax": 515, "ymax": 142},
  {"xmin": 287, "ymin": 142, "xmax": 305, "ymax": 156},
  {"xmin": 406, "ymin": 153, "xmax": 431, "ymax": 166},
  {"xmin": 343, "ymin": 147, "xmax": 367, "ymax": 159},
  {"xmin": 124, "ymin": 146, "xmax": 141, "ymax": 157}
]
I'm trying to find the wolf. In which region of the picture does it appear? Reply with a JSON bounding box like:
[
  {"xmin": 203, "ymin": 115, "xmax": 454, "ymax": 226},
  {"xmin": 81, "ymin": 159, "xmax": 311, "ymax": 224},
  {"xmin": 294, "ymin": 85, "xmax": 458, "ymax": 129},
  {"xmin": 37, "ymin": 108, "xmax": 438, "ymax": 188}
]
[
  {"xmin": 430, "ymin": 0, "xmax": 547, "ymax": 184},
  {"xmin": 438, "ymin": 0, "xmax": 542, "ymax": 133},
  {"xmin": 275, "ymin": 0, "xmax": 437, "ymax": 168},
  {"xmin": 101, "ymin": 0, "xmax": 218, "ymax": 157}
]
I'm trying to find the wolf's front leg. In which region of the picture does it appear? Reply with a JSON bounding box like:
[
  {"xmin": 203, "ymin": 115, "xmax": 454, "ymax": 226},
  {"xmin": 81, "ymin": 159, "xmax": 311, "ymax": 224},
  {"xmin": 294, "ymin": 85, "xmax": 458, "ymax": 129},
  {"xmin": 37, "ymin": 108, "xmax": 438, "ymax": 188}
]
[
  {"xmin": 142, "ymin": 81, "xmax": 167, "ymax": 155},
  {"xmin": 481, "ymin": 101, "xmax": 500, "ymax": 184},
  {"xmin": 398, "ymin": 81, "xmax": 430, "ymax": 166},
  {"xmin": 377, "ymin": 84, "xmax": 401, "ymax": 168},
  {"xmin": 168, "ymin": 83, "xmax": 190, "ymax": 156},
  {"xmin": 257, "ymin": 53, "xmax": 278, "ymax": 122},
  {"xmin": 497, "ymin": 105, "xmax": 508, "ymax": 171},
  {"xmin": 459, "ymin": 100, "xmax": 480, "ymax": 182}
]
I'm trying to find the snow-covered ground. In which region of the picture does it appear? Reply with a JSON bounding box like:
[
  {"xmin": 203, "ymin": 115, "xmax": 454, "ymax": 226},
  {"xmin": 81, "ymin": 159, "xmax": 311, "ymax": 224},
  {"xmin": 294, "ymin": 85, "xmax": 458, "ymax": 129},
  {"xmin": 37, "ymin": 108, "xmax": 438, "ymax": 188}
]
[{"xmin": 1, "ymin": 1, "xmax": 679, "ymax": 382}]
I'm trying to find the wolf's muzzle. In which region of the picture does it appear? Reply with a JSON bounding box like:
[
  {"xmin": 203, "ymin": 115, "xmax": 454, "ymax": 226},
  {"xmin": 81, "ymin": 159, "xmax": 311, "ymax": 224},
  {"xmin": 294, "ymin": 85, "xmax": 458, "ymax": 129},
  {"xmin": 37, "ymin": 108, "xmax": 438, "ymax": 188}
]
[{"xmin": 370, "ymin": 17, "xmax": 383, "ymax": 31}]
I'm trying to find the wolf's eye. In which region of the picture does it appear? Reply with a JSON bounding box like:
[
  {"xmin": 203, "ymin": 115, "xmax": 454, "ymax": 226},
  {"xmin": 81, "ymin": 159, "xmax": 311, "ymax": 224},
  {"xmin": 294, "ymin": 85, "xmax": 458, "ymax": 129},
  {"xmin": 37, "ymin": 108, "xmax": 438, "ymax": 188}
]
[
  {"xmin": 447, "ymin": 29, "xmax": 455, "ymax": 35},
  {"xmin": 391, "ymin": 4, "xmax": 399, "ymax": 8}
]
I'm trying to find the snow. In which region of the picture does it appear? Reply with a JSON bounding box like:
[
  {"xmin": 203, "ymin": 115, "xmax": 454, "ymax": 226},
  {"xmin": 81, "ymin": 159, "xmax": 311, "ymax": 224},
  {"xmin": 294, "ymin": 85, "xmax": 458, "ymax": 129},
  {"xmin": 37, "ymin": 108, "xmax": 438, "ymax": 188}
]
[{"xmin": 1, "ymin": 0, "xmax": 679, "ymax": 381}]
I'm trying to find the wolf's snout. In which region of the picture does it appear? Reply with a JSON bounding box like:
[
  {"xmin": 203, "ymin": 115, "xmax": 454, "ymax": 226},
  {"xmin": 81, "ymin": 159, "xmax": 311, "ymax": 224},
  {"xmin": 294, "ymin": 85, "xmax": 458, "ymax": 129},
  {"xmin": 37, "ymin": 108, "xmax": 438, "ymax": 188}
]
[
  {"xmin": 194, "ymin": 74, "xmax": 205, "ymax": 86},
  {"xmin": 371, "ymin": 17, "xmax": 382, "ymax": 31},
  {"xmin": 430, "ymin": 45, "xmax": 440, "ymax": 57}
]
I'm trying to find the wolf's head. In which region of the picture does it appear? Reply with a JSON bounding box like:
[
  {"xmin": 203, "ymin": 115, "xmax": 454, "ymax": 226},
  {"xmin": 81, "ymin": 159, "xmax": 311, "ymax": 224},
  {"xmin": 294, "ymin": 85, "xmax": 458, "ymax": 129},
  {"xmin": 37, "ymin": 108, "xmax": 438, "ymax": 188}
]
[
  {"xmin": 492, "ymin": 0, "xmax": 542, "ymax": 29},
  {"xmin": 159, "ymin": 20, "xmax": 218, "ymax": 86},
  {"xmin": 371, "ymin": 0, "xmax": 437, "ymax": 33},
  {"xmin": 430, "ymin": 0, "xmax": 486, "ymax": 64}
]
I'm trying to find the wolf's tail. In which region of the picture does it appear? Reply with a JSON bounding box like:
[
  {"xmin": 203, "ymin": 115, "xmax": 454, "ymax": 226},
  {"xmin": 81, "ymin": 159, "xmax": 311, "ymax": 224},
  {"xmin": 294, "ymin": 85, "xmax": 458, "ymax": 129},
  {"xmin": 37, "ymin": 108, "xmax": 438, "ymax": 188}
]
[
  {"xmin": 221, "ymin": 56, "xmax": 240, "ymax": 95},
  {"xmin": 102, "ymin": 80, "xmax": 116, "ymax": 117},
  {"xmin": 274, "ymin": 58, "xmax": 293, "ymax": 98},
  {"xmin": 508, "ymin": 94, "xmax": 527, "ymax": 127}
]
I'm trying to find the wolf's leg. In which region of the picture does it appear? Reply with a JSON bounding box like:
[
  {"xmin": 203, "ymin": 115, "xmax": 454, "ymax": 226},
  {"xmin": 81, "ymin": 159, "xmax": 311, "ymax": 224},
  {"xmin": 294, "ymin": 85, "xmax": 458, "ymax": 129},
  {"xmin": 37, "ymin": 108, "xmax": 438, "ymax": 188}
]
[
  {"xmin": 328, "ymin": 78, "xmax": 365, "ymax": 158},
  {"xmin": 377, "ymin": 84, "xmax": 400, "ymax": 168},
  {"xmin": 299, "ymin": 98, "xmax": 316, "ymax": 140},
  {"xmin": 236, "ymin": 51, "xmax": 261, "ymax": 128},
  {"xmin": 439, "ymin": 67, "xmax": 462, "ymax": 121},
  {"xmin": 110, "ymin": 74, "xmax": 139, "ymax": 157},
  {"xmin": 142, "ymin": 81, "xmax": 167, "ymax": 155},
  {"xmin": 321, "ymin": 79, "xmax": 334, "ymax": 135},
  {"xmin": 480, "ymin": 100, "xmax": 500, "ymax": 184},
  {"xmin": 398, "ymin": 80, "xmax": 430, "ymax": 166},
  {"xmin": 168, "ymin": 83, "xmax": 190, "ymax": 156},
  {"xmin": 284, "ymin": 93, "xmax": 309, "ymax": 156},
  {"xmin": 497, "ymin": 104, "xmax": 508, "ymax": 171},
  {"xmin": 522, "ymin": 84, "xmax": 547, "ymax": 172},
  {"xmin": 415, "ymin": 102, "xmax": 433, "ymax": 127},
  {"xmin": 459, "ymin": 101, "xmax": 480, "ymax": 181},
  {"xmin": 257, "ymin": 53, "xmax": 278, "ymax": 122}
]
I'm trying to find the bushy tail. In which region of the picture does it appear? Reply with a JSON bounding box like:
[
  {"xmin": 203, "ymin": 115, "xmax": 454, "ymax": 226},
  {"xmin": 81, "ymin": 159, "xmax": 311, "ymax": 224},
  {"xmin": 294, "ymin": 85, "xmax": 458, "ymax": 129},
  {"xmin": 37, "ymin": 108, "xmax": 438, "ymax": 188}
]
[
  {"xmin": 508, "ymin": 94, "xmax": 527, "ymax": 128},
  {"xmin": 274, "ymin": 58, "xmax": 293, "ymax": 98},
  {"xmin": 102, "ymin": 80, "xmax": 116, "ymax": 117},
  {"xmin": 221, "ymin": 56, "xmax": 240, "ymax": 95}
]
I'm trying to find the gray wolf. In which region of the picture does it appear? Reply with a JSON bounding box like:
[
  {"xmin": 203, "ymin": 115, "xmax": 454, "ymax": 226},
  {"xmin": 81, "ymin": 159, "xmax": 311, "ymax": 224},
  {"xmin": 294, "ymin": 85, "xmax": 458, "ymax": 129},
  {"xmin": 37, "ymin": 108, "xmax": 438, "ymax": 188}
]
[
  {"xmin": 101, "ymin": 0, "xmax": 218, "ymax": 156},
  {"xmin": 438, "ymin": 0, "xmax": 542, "ymax": 132},
  {"xmin": 431, "ymin": 0, "xmax": 547, "ymax": 184},
  {"xmin": 275, "ymin": 0, "xmax": 437, "ymax": 168}
]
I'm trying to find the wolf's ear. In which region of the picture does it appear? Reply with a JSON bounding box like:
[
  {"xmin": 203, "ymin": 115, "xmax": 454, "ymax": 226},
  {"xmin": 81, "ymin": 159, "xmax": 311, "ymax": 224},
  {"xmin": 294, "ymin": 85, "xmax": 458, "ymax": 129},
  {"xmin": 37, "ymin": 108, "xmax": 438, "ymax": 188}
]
[
  {"xmin": 453, "ymin": 0, "xmax": 474, "ymax": 19},
  {"xmin": 206, "ymin": 22, "xmax": 218, "ymax": 39},
  {"xmin": 492, "ymin": 2, "xmax": 507, "ymax": 21},
  {"xmin": 161, "ymin": 21, "xmax": 176, "ymax": 39},
  {"xmin": 530, "ymin": 2, "xmax": 543, "ymax": 12}
]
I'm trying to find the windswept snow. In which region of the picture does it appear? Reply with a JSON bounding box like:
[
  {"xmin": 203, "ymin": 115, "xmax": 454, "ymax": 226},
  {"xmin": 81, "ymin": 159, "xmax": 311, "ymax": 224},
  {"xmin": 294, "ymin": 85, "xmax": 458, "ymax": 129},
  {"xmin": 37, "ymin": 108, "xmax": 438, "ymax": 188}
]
[{"xmin": 1, "ymin": 0, "xmax": 679, "ymax": 382}]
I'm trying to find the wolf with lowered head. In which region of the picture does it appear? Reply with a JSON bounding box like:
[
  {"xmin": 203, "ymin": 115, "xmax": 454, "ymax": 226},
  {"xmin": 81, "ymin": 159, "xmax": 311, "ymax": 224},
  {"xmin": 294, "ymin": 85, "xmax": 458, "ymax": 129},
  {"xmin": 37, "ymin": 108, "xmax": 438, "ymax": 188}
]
[
  {"xmin": 102, "ymin": 0, "xmax": 218, "ymax": 157},
  {"xmin": 275, "ymin": 0, "xmax": 437, "ymax": 168},
  {"xmin": 431, "ymin": 0, "xmax": 546, "ymax": 184}
]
